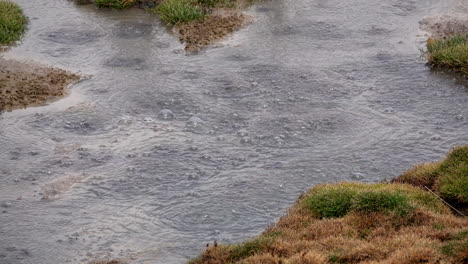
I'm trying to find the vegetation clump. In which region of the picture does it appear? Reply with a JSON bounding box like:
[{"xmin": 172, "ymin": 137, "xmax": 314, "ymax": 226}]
[
  {"xmin": 152, "ymin": 0, "xmax": 205, "ymax": 25},
  {"xmin": 150, "ymin": 0, "xmax": 250, "ymax": 50},
  {"xmin": 0, "ymin": 0, "xmax": 27, "ymax": 45},
  {"xmin": 190, "ymin": 147, "xmax": 468, "ymax": 264},
  {"xmin": 426, "ymin": 34, "xmax": 468, "ymax": 75},
  {"xmin": 395, "ymin": 145, "xmax": 468, "ymax": 207},
  {"xmin": 94, "ymin": 0, "xmax": 135, "ymax": 9}
]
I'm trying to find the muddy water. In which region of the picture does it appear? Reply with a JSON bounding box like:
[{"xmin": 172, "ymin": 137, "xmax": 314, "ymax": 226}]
[{"xmin": 1, "ymin": 0, "xmax": 467, "ymax": 263}]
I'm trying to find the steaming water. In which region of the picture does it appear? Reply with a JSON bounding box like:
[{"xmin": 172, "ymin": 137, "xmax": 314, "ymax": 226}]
[{"xmin": 1, "ymin": 0, "xmax": 467, "ymax": 263}]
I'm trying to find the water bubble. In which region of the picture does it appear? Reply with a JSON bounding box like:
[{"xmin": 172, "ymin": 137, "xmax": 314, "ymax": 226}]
[
  {"xmin": 240, "ymin": 137, "xmax": 252, "ymax": 144},
  {"xmin": 189, "ymin": 146, "xmax": 198, "ymax": 151},
  {"xmin": 201, "ymin": 154, "xmax": 212, "ymax": 160},
  {"xmin": 144, "ymin": 117, "xmax": 154, "ymax": 123},
  {"xmin": 187, "ymin": 174, "xmax": 199, "ymax": 180},
  {"xmin": 383, "ymin": 107, "xmax": 395, "ymax": 114},
  {"xmin": 430, "ymin": 135, "xmax": 442, "ymax": 141},
  {"xmin": 455, "ymin": 114, "xmax": 463, "ymax": 120},
  {"xmin": 158, "ymin": 109, "xmax": 174, "ymax": 120},
  {"xmin": 351, "ymin": 172, "xmax": 365, "ymax": 180},
  {"xmin": 232, "ymin": 123, "xmax": 241, "ymax": 129},
  {"xmin": 251, "ymin": 82, "xmax": 259, "ymax": 87},
  {"xmin": 237, "ymin": 129, "xmax": 249, "ymax": 137},
  {"xmin": 1, "ymin": 202, "xmax": 12, "ymax": 208},
  {"xmin": 186, "ymin": 116, "xmax": 204, "ymax": 128}
]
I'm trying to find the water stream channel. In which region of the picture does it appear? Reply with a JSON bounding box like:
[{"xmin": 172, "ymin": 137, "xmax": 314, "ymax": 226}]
[{"xmin": 1, "ymin": 0, "xmax": 467, "ymax": 263}]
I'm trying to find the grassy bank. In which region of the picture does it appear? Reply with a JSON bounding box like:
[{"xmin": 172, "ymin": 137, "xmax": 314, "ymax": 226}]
[
  {"xmin": 426, "ymin": 34, "xmax": 468, "ymax": 75},
  {"xmin": 0, "ymin": 0, "xmax": 27, "ymax": 45},
  {"xmin": 394, "ymin": 145, "xmax": 468, "ymax": 208},
  {"xmin": 190, "ymin": 146, "xmax": 468, "ymax": 264}
]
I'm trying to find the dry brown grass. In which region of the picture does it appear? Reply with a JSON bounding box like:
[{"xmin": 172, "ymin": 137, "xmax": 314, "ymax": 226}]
[{"xmin": 190, "ymin": 183, "xmax": 468, "ymax": 264}]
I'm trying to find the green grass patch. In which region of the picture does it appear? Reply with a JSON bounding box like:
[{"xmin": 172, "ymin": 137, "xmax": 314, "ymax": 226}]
[
  {"xmin": 95, "ymin": 0, "xmax": 134, "ymax": 9},
  {"xmin": 303, "ymin": 182, "xmax": 449, "ymax": 218},
  {"xmin": 0, "ymin": 1, "xmax": 27, "ymax": 45},
  {"xmin": 351, "ymin": 191, "xmax": 413, "ymax": 216},
  {"xmin": 427, "ymin": 34, "xmax": 468, "ymax": 75},
  {"xmin": 437, "ymin": 146, "xmax": 468, "ymax": 203},
  {"xmin": 304, "ymin": 186, "xmax": 355, "ymax": 218},
  {"xmin": 396, "ymin": 145, "xmax": 468, "ymax": 205},
  {"xmin": 150, "ymin": 0, "xmax": 205, "ymax": 25}
]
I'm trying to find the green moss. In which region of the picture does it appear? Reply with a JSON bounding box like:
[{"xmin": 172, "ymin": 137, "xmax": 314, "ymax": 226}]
[
  {"xmin": 436, "ymin": 146, "xmax": 468, "ymax": 203},
  {"xmin": 427, "ymin": 34, "xmax": 468, "ymax": 75},
  {"xmin": 302, "ymin": 182, "xmax": 449, "ymax": 219},
  {"xmin": 95, "ymin": 0, "xmax": 134, "ymax": 9},
  {"xmin": 0, "ymin": 1, "xmax": 27, "ymax": 45},
  {"xmin": 303, "ymin": 185, "xmax": 356, "ymax": 218},
  {"xmin": 395, "ymin": 146, "xmax": 468, "ymax": 206},
  {"xmin": 351, "ymin": 191, "xmax": 413, "ymax": 216},
  {"xmin": 150, "ymin": 0, "xmax": 205, "ymax": 25}
]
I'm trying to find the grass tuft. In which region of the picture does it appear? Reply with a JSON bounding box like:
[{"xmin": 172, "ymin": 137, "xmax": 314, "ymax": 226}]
[
  {"xmin": 351, "ymin": 191, "xmax": 413, "ymax": 216},
  {"xmin": 395, "ymin": 145, "xmax": 468, "ymax": 205},
  {"xmin": 303, "ymin": 182, "xmax": 448, "ymax": 218},
  {"xmin": 303, "ymin": 186, "xmax": 355, "ymax": 218},
  {"xmin": 95, "ymin": 0, "xmax": 135, "ymax": 9},
  {"xmin": 426, "ymin": 34, "xmax": 468, "ymax": 75},
  {"xmin": 437, "ymin": 146, "xmax": 468, "ymax": 204},
  {"xmin": 0, "ymin": 0, "xmax": 27, "ymax": 45},
  {"xmin": 151, "ymin": 0, "xmax": 205, "ymax": 25}
]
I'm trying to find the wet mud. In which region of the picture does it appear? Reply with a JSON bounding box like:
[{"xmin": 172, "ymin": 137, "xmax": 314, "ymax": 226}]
[
  {"xmin": 177, "ymin": 12, "xmax": 249, "ymax": 51},
  {"xmin": 0, "ymin": 58, "xmax": 79, "ymax": 111},
  {"xmin": 41, "ymin": 174, "xmax": 85, "ymax": 201}
]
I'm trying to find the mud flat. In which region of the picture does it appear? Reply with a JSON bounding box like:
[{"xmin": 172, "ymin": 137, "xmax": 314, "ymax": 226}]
[
  {"xmin": 0, "ymin": 58, "xmax": 79, "ymax": 112},
  {"xmin": 177, "ymin": 11, "xmax": 249, "ymax": 51},
  {"xmin": 421, "ymin": 15, "xmax": 468, "ymax": 39}
]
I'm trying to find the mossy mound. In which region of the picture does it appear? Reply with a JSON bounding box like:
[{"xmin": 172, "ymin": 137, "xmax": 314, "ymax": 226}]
[
  {"xmin": 190, "ymin": 182, "xmax": 467, "ymax": 264},
  {"xmin": 0, "ymin": 0, "xmax": 27, "ymax": 45},
  {"xmin": 395, "ymin": 145, "xmax": 468, "ymax": 206}
]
